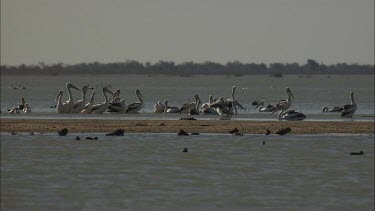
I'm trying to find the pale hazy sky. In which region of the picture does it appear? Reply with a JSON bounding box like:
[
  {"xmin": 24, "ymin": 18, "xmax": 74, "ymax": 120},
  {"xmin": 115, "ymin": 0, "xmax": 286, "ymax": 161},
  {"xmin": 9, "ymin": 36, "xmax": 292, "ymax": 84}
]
[{"xmin": 1, "ymin": 0, "xmax": 374, "ymax": 65}]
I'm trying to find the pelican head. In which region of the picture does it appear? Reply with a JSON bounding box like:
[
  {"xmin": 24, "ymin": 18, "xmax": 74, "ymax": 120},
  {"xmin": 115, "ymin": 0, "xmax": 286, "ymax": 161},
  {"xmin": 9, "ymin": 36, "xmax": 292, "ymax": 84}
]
[
  {"xmin": 286, "ymin": 87, "xmax": 294, "ymax": 99},
  {"xmin": 56, "ymin": 90, "xmax": 63, "ymax": 101},
  {"xmin": 82, "ymin": 85, "xmax": 89, "ymax": 94},
  {"xmin": 136, "ymin": 89, "xmax": 144, "ymax": 100},
  {"xmin": 232, "ymin": 86, "xmax": 236, "ymax": 99}
]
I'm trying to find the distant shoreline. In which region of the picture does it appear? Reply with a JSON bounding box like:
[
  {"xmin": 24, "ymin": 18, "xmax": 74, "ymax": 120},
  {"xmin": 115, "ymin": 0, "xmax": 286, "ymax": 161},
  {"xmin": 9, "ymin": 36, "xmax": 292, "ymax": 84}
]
[{"xmin": 1, "ymin": 119, "xmax": 374, "ymax": 134}]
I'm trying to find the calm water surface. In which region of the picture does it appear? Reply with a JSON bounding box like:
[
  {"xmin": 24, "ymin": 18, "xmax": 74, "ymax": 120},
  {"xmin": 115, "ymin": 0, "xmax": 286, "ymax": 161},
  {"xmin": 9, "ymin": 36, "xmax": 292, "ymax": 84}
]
[{"xmin": 1, "ymin": 133, "xmax": 374, "ymax": 211}]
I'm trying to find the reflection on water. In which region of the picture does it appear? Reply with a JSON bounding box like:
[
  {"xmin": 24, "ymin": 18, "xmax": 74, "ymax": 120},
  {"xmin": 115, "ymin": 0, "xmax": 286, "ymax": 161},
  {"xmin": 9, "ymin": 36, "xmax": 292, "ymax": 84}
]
[
  {"xmin": 1, "ymin": 75, "xmax": 374, "ymax": 114},
  {"xmin": 1, "ymin": 133, "xmax": 374, "ymax": 210}
]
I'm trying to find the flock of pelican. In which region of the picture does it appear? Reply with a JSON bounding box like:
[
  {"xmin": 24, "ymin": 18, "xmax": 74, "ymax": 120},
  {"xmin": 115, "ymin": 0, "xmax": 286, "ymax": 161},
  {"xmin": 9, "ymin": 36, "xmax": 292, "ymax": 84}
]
[
  {"xmin": 48, "ymin": 82, "xmax": 357, "ymax": 120},
  {"xmin": 7, "ymin": 82, "xmax": 357, "ymax": 120}
]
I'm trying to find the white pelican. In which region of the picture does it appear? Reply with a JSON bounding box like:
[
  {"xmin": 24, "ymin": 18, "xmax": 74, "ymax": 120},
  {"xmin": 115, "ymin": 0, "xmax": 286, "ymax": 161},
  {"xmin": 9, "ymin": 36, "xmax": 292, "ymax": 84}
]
[
  {"xmin": 180, "ymin": 94, "xmax": 201, "ymax": 113},
  {"xmin": 164, "ymin": 100, "xmax": 181, "ymax": 113},
  {"xmin": 275, "ymin": 87, "xmax": 294, "ymax": 111},
  {"xmin": 91, "ymin": 87, "xmax": 114, "ymax": 114},
  {"xmin": 154, "ymin": 101, "xmax": 165, "ymax": 114},
  {"xmin": 201, "ymin": 95, "xmax": 214, "ymax": 109},
  {"xmin": 322, "ymin": 106, "xmax": 343, "ymax": 113},
  {"xmin": 125, "ymin": 89, "xmax": 144, "ymax": 113},
  {"xmin": 224, "ymin": 86, "xmax": 245, "ymax": 115},
  {"xmin": 271, "ymin": 105, "xmax": 306, "ymax": 121},
  {"xmin": 209, "ymin": 97, "xmax": 233, "ymax": 119},
  {"xmin": 188, "ymin": 100, "xmax": 201, "ymax": 115},
  {"xmin": 56, "ymin": 90, "xmax": 65, "ymax": 114},
  {"xmin": 81, "ymin": 91, "xmax": 96, "ymax": 114},
  {"xmin": 23, "ymin": 103, "xmax": 31, "ymax": 113},
  {"xmin": 341, "ymin": 91, "xmax": 357, "ymax": 118},
  {"xmin": 255, "ymin": 100, "xmax": 276, "ymax": 112},
  {"xmin": 71, "ymin": 85, "xmax": 89, "ymax": 113},
  {"xmin": 58, "ymin": 83, "xmax": 81, "ymax": 113}
]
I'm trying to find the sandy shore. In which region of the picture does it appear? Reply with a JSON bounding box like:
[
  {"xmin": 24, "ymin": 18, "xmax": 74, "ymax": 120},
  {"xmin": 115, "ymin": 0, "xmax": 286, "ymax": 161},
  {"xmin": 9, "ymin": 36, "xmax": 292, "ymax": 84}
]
[{"xmin": 1, "ymin": 119, "xmax": 374, "ymax": 134}]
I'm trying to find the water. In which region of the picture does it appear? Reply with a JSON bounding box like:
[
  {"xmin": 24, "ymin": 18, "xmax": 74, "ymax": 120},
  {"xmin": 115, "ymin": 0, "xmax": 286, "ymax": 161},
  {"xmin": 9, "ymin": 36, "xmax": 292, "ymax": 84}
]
[
  {"xmin": 1, "ymin": 133, "xmax": 374, "ymax": 210},
  {"xmin": 1, "ymin": 74, "xmax": 374, "ymax": 210},
  {"xmin": 1, "ymin": 74, "xmax": 374, "ymax": 115}
]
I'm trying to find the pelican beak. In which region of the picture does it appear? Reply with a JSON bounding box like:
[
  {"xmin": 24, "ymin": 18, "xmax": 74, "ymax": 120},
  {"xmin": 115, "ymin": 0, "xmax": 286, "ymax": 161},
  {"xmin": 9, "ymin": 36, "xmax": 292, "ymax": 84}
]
[
  {"xmin": 70, "ymin": 84, "xmax": 81, "ymax": 91},
  {"xmin": 254, "ymin": 103, "xmax": 261, "ymax": 109},
  {"xmin": 289, "ymin": 89, "xmax": 295, "ymax": 99},
  {"xmin": 270, "ymin": 105, "xmax": 281, "ymax": 115},
  {"xmin": 234, "ymin": 101, "xmax": 245, "ymax": 110}
]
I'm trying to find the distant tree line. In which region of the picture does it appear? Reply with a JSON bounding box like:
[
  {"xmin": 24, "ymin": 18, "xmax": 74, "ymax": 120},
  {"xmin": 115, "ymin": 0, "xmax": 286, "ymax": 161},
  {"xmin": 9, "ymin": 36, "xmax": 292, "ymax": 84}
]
[{"xmin": 1, "ymin": 59, "xmax": 374, "ymax": 75}]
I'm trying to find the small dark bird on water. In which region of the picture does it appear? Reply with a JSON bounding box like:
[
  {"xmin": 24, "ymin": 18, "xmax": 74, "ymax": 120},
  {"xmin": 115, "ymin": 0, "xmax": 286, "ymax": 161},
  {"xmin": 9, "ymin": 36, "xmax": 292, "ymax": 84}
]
[
  {"xmin": 75, "ymin": 136, "xmax": 81, "ymax": 140},
  {"xmin": 350, "ymin": 151, "xmax": 365, "ymax": 155},
  {"xmin": 106, "ymin": 129, "xmax": 124, "ymax": 136},
  {"xmin": 229, "ymin": 128, "xmax": 239, "ymax": 134},
  {"xmin": 58, "ymin": 128, "xmax": 68, "ymax": 136},
  {"xmin": 265, "ymin": 129, "xmax": 271, "ymax": 135},
  {"xmin": 263, "ymin": 141, "xmax": 265, "ymax": 145},
  {"xmin": 30, "ymin": 132, "xmax": 34, "ymax": 136},
  {"xmin": 178, "ymin": 130, "xmax": 189, "ymax": 136},
  {"xmin": 183, "ymin": 147, "xmax": 188, "ymax": 152},
  {"xmin": 276, "ymin": 127, "xmax": 292, "ymax": 135},
  {"xmin": 191, "ymin": 133, "xmax": 200, "ymax": 135}
]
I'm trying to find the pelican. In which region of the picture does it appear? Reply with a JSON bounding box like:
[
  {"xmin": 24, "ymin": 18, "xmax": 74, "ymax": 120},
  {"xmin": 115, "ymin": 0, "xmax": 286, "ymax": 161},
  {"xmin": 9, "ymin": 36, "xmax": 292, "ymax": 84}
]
[
  {"xmin": 209, "ymin": 97, "xmax": 233, "ymax": 119},
  {"xmin": 81, "ymin": 91, "xmax": 96, "ymax": 114},
  {"xmin": 154, "ymin": 101, "xmax": 165, "ymax": 114},
  {"xmin": 188, "ymin": 100, "xmax": 201, "ymax": 115},
  {"xmin": 108, "ymin": 99, "xmax": 127, "ymax": 113},
  {"xmin": 9, "ymin": 107, "xmax": 20, "ymax": 114},
  {"xmin": 91, "ymin": 87, "xmax": 114, "ymax": 114},
  {"xmin": 23, "ymin": 103, "xmax": 31, "ymax": 113},
  {"xmin": 201, "ymin": 95, "xmax": 214, "ymax": 109},
  {"xmin": 164, "ymin": 100, "xmax": 181, "ymax": 113},
  {"xmin": 125, "ymin": 89, "xmax": 144, "ymax": 113},
  {"xmin": 59, "ymin": 83, "xmax": 81, "ymax": 113},
  {"xmin": 56, "ymin": 90, "xmax": 65, "ymax": 114},
  {"xmin": 224, "ymin": 86, "xmax": 245, "ymax": 115},
  {"xmin": 255, "ymin": 100, "xmax": 276, "ymax": 112},
  {"xmin": 71, "ymin": 85, "xmax": 89, "ymax": 113},
  {"xmin": 341, "ymin": 91, "xmax": 357, "ymax": 118},
  {"xmin": 180, "ymin": 94, "xmax": 201, "ymax": 113},
  {"xmin": 322, "ymin": 106, "xmax": 344, "ymax": 113},
  {"xmin": 275, "ymin": 87, "xmax": 294, "ymax": 111},
  {"xmin": 271, "ymin": 105, "xmax": 306, "ymax": 121}
]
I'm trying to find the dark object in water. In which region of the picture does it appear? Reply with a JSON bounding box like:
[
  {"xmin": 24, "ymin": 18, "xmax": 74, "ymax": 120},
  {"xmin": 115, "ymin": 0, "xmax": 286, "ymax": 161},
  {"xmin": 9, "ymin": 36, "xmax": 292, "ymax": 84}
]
[
  {"xmin": 11, "ymin": 132, "xmax": 19, "ymax": 135},
  {"xmin": 50, "ymin": 105, "xmax": 57, "ymax": 108},
  {"xmin": 178, "ymin": 130, "xmax": 189, "ymax": 136},
  {"xmin": 265, "ymin": 129, "xmax": 271, "ymax": 135},
  {"xmin": 229, "ymin": 128, "xmax": 239, "ymax": 134},
  {"xmin": 106, "ymin": 129, "xmax": 124, "ymax": 136},
  {"xmin": 58, "ymin": 128, "xmax": 68, "ymax": 136},
  {"xmin": 270, "ymin": 73, "xmax": 283, "ymax": 78},
  {"xmin": 191, "ymin": 133, "xmax": 200, "ymax": 135},
  {"xmin": 263, "ymin": 141, "xmax": 266, "ymax": 145},
  {"xmin": 179, "ymin": 117, "xmax": 196, "ymax": 120},
  {"xmin": 30, "ymin": 132, "xmax": 35, "ymax": 136},
  {"xmin": 183, "ymin": 147, "xmax": 188, "ymax": 152},
  {"xmin": 276, "ymin": 127, "xmax": 292, "ymax": 135},
  {"xmin": 234, "ymin": 133, "xmax": 243, "ymax": 136},
  {"xmin": 85, "ymin": 137, "xmax": 94, "ymax": 140},
  {"xmin": 76, "ymin": 136, "xmax": 81, "ymax": 140},
  {"xmin": 350, "ymin": 151, "xmax": 365, "ymax": 155}
]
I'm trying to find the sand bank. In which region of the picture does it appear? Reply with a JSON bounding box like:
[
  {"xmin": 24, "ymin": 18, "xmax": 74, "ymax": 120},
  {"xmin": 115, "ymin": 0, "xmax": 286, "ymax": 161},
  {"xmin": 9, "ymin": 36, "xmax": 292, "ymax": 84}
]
[{"xmin": 1, "ymin": 119, "xmax": 374, "ymax": 135}]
